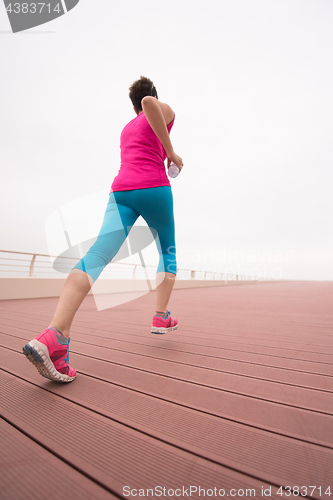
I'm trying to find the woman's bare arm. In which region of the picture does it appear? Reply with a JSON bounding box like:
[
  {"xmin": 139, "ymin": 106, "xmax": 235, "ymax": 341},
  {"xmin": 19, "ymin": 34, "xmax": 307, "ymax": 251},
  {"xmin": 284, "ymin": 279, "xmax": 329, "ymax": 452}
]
[{"xmin": 141, "ymin": 96, "xmax": 183, "ymax": 170}]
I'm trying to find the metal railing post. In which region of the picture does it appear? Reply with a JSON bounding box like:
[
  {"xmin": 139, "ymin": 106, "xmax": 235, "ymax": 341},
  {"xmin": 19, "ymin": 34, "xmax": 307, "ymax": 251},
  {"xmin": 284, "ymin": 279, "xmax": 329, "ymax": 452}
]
[{"xmin": 29, "ymin": 254, "xmax": 37, "ymax": 277}]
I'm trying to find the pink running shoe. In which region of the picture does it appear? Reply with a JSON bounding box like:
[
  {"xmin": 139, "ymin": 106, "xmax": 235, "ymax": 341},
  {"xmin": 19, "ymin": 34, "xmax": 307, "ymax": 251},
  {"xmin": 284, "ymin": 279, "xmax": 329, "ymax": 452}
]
[
  {"xmin": 23, "ymin": 327, "xmax": 76, "ymax": 383},
  {"xmin": 151, "ymin": 310, "xmax": 178, "ymax": 334}
]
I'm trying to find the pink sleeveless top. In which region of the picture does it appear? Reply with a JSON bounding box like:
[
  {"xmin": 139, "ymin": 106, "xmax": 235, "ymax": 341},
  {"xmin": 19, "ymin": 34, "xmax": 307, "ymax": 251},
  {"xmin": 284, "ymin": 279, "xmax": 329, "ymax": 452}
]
[{"xmin": 110, "ymin": 112, "xmax": 175, "ymax": 192}]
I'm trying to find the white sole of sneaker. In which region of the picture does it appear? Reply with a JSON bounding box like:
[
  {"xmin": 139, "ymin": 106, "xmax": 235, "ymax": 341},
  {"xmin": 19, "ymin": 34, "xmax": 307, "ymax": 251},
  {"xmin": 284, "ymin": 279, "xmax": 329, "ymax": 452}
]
[
  {"xmin": 23, "ymin": 339, "xmax": 76, "ymax": 383},
  {"xmin": 151, "ymin": 324, "xmax": 178, "ymax": 334}
]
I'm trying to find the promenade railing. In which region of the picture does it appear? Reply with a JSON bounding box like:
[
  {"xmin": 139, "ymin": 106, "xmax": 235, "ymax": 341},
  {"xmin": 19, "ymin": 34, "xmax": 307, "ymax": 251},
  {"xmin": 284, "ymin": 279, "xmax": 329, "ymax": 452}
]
[{"xmin": 0, "ymin": 250, "xmax": 260, "ymax": 283}]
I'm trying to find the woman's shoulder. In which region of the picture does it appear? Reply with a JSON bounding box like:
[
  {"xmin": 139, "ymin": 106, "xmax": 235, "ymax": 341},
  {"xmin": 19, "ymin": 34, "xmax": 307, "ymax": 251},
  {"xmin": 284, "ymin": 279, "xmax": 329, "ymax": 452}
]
[
  {"xmin": 142, "ymin": 96, "xmax": 175, "ymax": 126},
  {"xmin": 158, "ymin": 101, "xmax": 175, "ymax": 125}
]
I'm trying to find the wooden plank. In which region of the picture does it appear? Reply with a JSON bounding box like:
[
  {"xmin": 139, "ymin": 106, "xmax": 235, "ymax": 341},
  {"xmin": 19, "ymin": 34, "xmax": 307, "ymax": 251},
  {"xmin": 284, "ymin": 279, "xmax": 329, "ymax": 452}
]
[
  {"xmin": 0, "ymin": 371, "xmax": 284, "ymax": 500},
  {"xmin": 2, "ymin": 343, "xmax": 333, "ymax": 448},
  {"xmin": 2, "ymin": 333, "xmax": 333, "ymax": 417},
  {"xmin": 0, "ymin": 418, "xmax": 116, "ymax": 500},
  {"xmin": 2, "ymin": 346, "xmax": 333, "ymax": 487},
  {"xmin": 2, "ymin": 323, "xmax": 333, "ymax": 391}
]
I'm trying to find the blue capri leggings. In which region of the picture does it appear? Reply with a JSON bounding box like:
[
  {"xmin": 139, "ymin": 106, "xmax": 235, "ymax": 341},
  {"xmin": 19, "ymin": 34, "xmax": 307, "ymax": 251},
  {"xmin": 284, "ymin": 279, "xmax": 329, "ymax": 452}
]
[{"xmin": 73, "ymin": 186, "xmax": 176, "ymax": 281}]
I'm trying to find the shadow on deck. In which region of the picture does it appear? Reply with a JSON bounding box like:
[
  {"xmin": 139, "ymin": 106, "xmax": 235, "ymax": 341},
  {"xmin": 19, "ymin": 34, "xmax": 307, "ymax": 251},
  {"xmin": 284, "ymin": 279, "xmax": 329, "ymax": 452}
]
[{"xmin": 1, "ymin": 281, "xmax": 333, "ymax": 499}]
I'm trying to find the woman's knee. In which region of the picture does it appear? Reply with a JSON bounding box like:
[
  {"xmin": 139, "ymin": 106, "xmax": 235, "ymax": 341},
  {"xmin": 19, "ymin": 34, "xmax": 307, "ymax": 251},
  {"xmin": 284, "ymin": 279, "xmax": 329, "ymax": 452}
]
[{"xmin": 157, "ymin": 250, "xmax": 177, "ymax": 275}]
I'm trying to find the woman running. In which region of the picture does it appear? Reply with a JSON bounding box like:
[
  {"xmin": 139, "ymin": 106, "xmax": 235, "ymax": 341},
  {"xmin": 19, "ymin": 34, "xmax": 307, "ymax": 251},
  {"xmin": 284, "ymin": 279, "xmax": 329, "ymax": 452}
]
[{"xmin": 23, "ymin": 76, "xmax": 183, "ymax": 383}]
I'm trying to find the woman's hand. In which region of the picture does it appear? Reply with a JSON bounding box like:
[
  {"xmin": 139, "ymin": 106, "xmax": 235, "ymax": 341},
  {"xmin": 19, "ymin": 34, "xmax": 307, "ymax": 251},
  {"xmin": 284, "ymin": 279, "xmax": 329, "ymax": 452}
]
[{"xmin": 167, "ymin": 151, "xmax": 184, "ymax": 172}]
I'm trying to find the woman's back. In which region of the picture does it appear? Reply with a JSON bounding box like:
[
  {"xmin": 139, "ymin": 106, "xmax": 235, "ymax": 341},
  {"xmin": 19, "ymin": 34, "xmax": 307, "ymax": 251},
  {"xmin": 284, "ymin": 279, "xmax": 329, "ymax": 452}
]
[{"xmin": 111, "ymin": 107, "xmax": 175, "ymax": 192}]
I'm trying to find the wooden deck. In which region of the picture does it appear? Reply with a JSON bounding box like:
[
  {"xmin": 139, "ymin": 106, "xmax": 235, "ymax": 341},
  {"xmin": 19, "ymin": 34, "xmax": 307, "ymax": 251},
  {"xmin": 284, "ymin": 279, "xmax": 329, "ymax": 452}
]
[{"xmin": 1, "ymin": 281, "xmax": 333, "ymax": 500}]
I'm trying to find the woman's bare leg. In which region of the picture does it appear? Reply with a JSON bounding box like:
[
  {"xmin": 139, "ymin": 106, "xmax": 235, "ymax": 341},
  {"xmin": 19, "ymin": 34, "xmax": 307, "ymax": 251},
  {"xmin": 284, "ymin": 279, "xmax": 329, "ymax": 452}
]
[
  {"xmin": 155, "ymin": 272, "xmax": 176, "ymax": 312},
  {"xmin": 49, "ymin": 270, "xmax": 175, "ymax": 337},
  {"xmin": 48, "ymin": 269, "xmax": 93, "ymax": 338}
]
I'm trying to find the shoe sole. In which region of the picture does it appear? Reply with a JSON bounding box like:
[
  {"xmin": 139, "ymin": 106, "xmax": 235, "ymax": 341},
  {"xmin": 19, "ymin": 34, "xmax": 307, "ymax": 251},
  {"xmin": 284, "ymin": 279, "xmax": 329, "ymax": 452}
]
[
  {"xmin": 151, "ymin": 324, "xmax": 178, "ymax": 334},
  {"xmin": 22, "ymin": 339, "xmax": 76, "ymax": 383}
]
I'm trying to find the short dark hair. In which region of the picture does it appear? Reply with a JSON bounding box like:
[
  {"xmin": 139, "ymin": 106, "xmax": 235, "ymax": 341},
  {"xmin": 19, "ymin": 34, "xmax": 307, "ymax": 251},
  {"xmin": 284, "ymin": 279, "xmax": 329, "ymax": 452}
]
[{"xmin": 129, "ymin": 76, "xmax": 158, "ymax": 114}]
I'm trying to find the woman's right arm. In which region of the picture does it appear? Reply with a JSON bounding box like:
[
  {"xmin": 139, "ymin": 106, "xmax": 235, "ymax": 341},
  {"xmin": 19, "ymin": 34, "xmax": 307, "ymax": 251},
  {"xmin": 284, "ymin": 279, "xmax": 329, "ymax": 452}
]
[{"xmin": 141, "ymin": 96, "xmax": 183, "ymax": 171}]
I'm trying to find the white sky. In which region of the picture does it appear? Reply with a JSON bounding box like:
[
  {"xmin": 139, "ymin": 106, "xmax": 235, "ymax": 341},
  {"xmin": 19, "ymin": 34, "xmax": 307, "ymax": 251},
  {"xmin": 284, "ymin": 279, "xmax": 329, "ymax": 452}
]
[{"xmin": 1, "ymin": 0, "xmax": 333, "ymax": 281}]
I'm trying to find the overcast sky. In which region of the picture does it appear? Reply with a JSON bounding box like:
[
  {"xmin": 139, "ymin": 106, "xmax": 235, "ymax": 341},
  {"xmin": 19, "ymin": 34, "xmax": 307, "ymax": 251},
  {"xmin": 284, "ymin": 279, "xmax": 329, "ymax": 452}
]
[{"xmin": 1, "ymin": 0, "xmax": 333, "ymax": 281}]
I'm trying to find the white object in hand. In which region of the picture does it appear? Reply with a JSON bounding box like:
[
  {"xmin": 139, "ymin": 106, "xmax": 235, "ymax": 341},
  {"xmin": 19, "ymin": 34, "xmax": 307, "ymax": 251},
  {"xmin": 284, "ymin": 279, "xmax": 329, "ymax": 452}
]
[{"xmin": 168, "ymin": 162, "xmax": 179, "ymax": 178}]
